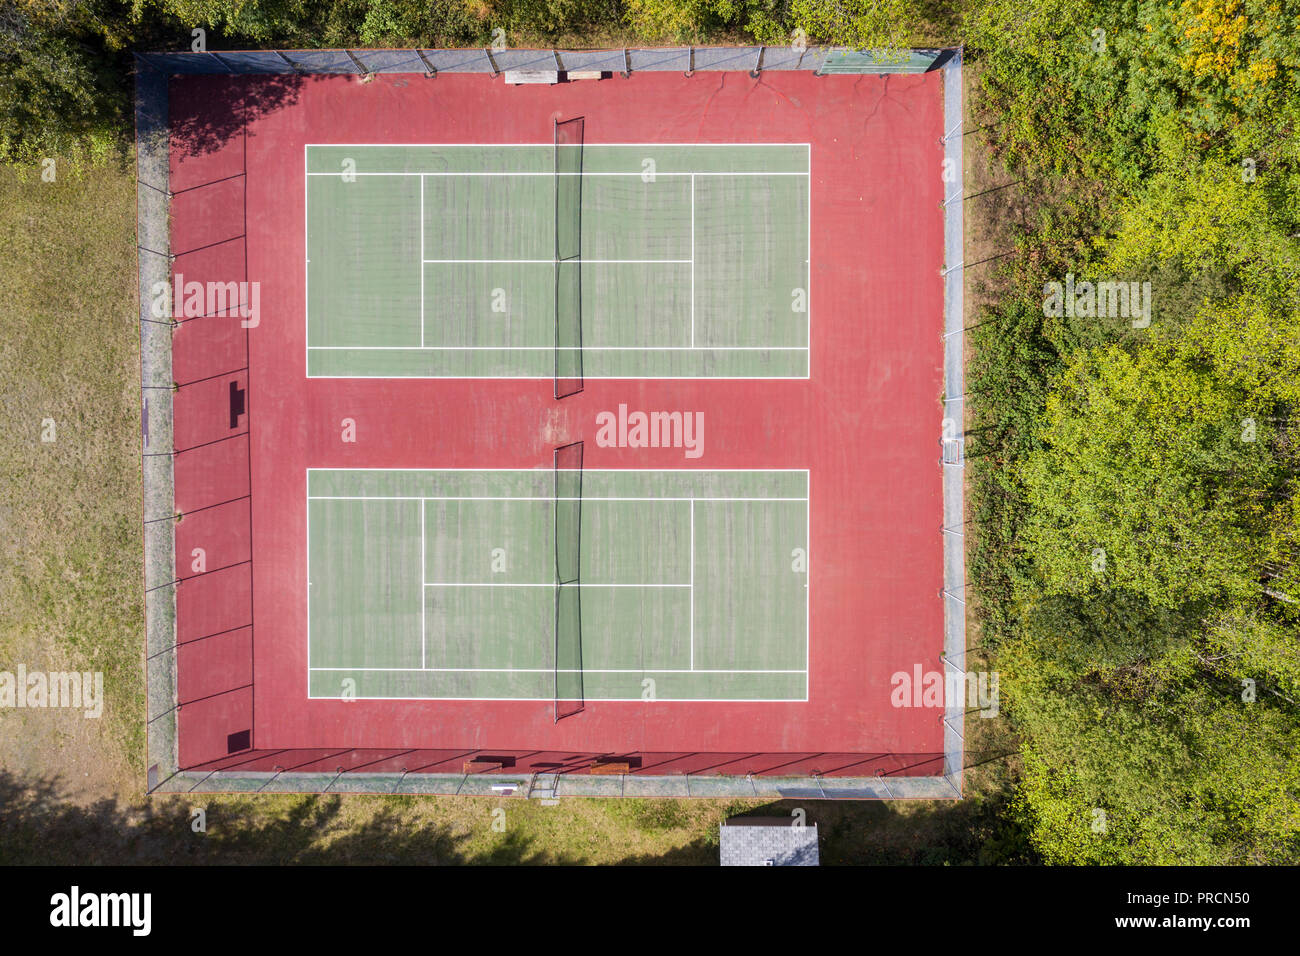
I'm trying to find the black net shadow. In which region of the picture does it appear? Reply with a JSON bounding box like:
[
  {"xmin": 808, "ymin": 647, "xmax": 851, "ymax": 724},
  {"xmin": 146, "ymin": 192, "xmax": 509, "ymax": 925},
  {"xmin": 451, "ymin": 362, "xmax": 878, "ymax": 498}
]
[
  {"xmin": 553, "ymin": 116, "xmax": 584, "ymax": 399},
  {"xmin": 553, "ymin": 441, "xmax": 584, "ymax": 720}
]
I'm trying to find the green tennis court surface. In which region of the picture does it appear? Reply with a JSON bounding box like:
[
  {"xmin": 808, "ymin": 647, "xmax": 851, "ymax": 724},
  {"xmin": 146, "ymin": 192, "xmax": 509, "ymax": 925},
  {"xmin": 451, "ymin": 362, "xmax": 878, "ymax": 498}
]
[
  {"xmin": 307, "ymin": 468, "xmax": 809, "ymax": 701},
  {"xmin": 305, "ymin": 144, "xmax": 810, "ymax": 378}
]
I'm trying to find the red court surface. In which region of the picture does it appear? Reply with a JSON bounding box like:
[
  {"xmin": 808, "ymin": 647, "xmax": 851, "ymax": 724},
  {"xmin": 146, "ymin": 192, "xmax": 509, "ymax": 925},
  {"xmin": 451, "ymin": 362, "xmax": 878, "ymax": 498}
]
[{"xmin": 166, "ymin": 68, "xmax": 946, "ymax": 779}]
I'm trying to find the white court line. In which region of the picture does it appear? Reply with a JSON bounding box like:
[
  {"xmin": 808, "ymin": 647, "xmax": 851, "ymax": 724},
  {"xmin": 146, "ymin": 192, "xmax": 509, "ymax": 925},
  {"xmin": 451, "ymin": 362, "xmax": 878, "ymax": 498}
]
[
  {"xmin": 310, "ymin": 496, "xmax": 808, "ymax": 502},
  {"xmin": 420, "ymin": 498, "xmax": 426, "ymax": 667},
  {"xmin": 422, "ymin": 258, "xmax": 691, "ymax": 263},
  {"xmin": 424, "ymin": 582, "xmax": 690, "ymax": 588},
  {"xmin": 308, "ymin": 374, "xmax": 813, "ymax": 380},
  {"xmin": 305, "ymin": 143, "xmax": 812, "ymax": 379},
  {"xmin": 310, "ymin": 467, "xmax": 809, "ymax": 472},
  {"xmin": 310, "ymin": 667, "xmax": 806, "ymax": 674},
  {"xmin": 419, "ymin": 175, "xmax": 425, "ymax": 348},
  {"xmin": 303, "ymin": 148, "xmax": 313, "ymax": 692},
  {"xmin": 307, "ymin": 142, "xmax": 812, "ymax": 147},
  {"xmin": 307, "ymin": 469, "xmax": 811, "ymax": 702},
  {"xmin": 308, "ymin": 346, "xmax": 808, "ymax": 351},
  {"xmin": 807, "ymin": 142, "xmax": 812, "ymax": 353},
  {"xmin": 311, "ymin": 374, "xmax": 812, "ymax": 380},
  {"xmin": 306, "ymin": 171, "xmax": 809, "ymax": 177},
  {"xmin": 689, "ymin": 498, "xmax": 695, "ymax": 670},
  {"xmin": 308, "ymin": 694, "xmax": 809, "ymax": 703}
]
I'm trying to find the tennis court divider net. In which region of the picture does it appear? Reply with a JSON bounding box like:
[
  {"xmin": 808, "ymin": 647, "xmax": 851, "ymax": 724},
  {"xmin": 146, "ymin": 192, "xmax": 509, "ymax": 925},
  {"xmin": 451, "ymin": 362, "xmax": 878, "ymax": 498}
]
[
  {"xmin": 553, "ymin": 116, "xmax": 584, "ymax": 399},
  {"xmin": 553, "ymin": 440, "xmax": 584, "ymax": 720}
]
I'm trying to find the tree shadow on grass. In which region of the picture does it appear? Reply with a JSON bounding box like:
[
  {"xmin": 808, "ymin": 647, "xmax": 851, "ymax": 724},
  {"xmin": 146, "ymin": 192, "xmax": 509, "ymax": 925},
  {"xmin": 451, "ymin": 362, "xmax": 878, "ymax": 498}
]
[
  {"xmin": 0, "ymin": 770, "xmax": 582, "ymax": 865},
  {"xmin": 613, "ymin": 789, "xmax": 1037, "ymax": 866},
  {"xmin": 0, "ymin": 769, "xmax": 1034, "ymax": 866}
]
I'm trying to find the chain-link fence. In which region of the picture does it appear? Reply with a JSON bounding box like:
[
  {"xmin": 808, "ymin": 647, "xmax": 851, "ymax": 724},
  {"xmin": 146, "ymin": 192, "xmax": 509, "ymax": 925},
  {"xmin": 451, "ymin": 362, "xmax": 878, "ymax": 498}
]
[
  {"xmin": 138, "ymin": 46, "xmax": 966, "ymax": 799},
  {"xmin": 137, "ymin": 46, "xmax": 953, "ymax": 77}
]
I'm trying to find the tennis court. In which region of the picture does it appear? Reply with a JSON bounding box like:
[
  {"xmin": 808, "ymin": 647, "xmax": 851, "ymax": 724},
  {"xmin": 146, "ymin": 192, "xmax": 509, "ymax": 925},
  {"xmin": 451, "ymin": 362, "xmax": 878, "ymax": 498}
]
[
  {"xmin": 151, "ymin": 61, "xmax": 955, "ymax": 790},
  {"xmin": 305, "ymin": 140, "xmax": 810, "ymax": 379},
  {"xmin": 306, "ymin": 466, "xmax": 809, "ymax": 703}
]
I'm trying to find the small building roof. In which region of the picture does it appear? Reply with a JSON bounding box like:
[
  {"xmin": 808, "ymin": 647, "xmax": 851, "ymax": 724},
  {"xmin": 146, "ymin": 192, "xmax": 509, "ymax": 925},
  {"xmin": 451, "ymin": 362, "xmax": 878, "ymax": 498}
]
[{"xmin": 720, "ymin": 818, "xmax": 820, "ymax": 866}]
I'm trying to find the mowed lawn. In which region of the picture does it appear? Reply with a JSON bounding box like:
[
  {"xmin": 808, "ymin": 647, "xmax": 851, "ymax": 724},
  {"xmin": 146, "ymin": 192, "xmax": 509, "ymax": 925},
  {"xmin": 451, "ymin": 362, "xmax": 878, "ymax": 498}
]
[{"xmin": 0, "ymin": 159, "xmax": 1017, "ymax": 866}]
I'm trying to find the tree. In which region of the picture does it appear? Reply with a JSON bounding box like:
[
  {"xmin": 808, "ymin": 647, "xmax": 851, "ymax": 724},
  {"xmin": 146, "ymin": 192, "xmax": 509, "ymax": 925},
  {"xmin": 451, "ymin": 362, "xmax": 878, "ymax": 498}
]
[
  {"xmin": 1019, "ymin": 296, "xmax": 1299, "ymax": 608},
  {"xmin": 787, "ymin": 0, "xmax": 910, "ymax": 49},
  {"xmin": 0, "ymin": 0, "xmax": 133, "ymax": 163},
  {"xmin": 1104, "ymin": 148, "xmax": 1300, "ymax": 310}
]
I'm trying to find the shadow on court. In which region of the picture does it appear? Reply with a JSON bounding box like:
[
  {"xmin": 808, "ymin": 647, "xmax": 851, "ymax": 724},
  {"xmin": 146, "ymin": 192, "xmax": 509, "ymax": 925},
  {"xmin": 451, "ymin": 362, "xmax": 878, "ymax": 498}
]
[{"xmin": 170, "ymin": 74, "xmax": 307, "ymax": 160}]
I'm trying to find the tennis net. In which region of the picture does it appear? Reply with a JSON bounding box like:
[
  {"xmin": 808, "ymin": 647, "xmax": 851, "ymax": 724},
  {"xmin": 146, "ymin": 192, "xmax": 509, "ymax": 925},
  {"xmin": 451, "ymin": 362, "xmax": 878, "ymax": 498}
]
[
  {"xmin": 553, "ymin": 117, "xmax": 584, "ymax": 399},
  {"xmin": 553, "ymin": 440, "xmax": 584, "ymax": 720}
]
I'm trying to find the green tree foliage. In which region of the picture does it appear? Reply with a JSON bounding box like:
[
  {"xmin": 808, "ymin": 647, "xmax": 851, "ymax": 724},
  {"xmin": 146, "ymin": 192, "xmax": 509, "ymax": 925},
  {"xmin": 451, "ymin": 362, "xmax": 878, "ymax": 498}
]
[
  {"xmin": 1019, "ymin": 303, "xmax": 1295, "ymax": 608},
  {"xmin": 966, "ymin": 1, "xmax": 1300, "ymax": 864},
  {"xmin": 967, "ymin": 0, "xmax": 1300, "ymax": 184},
  {"xmin": 1202, "ymin": 604, "xmax": 1300, "ymax": 700},
  {"xmin": 153, "ymin": 0, "xmax": 490, "ymax": 46},
  {"xmin": 786, "ymin": 0, "xmax": 910, "ymax": 48},
  {"xmin": 619, "ymin": 0, "xmax": 913, "ymax": 46},
  {"xmin": 1161, "ymin": 0, "xmax": 1300, "ymax": 132},
  {"xmin": 1003, "ymin": 571, "xmax": 1300, "ymax": 863},
  {"xmin": 1104, "ymin": 147, "xmax": 1300, "ymax": 309},
  {"xmin": 623, "ymin": 0, "xmax": 788, "ymax": 43},
  {"xmin": 1011, "ymin": 694, "xmax": 1300, "ymax": 863},
  {"xmin": 0, "ymin": 0, "xmax": 134, "ymax": 162},
  {"xmin": 964, "ymin": 0, "xmax": 1136, "ymax": 180},
  {"xmin": 1007, "ymin": 295, "xmax": 1300, "ymax": 862}
]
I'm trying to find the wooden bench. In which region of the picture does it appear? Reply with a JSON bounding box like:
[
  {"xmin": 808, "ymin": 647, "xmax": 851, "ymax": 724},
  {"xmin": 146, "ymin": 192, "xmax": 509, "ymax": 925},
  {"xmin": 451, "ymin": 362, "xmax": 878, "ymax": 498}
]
[
  {"xmin": 503, "ymin": 70, "xmax": 604, "ymax": 85},
  {"xmin": 504, "ymin": 70, "xmax": 559, "ymax": 85},
  {"xmin": 590, "ymin": 760, "xmax": 631, "ymax": 775}
]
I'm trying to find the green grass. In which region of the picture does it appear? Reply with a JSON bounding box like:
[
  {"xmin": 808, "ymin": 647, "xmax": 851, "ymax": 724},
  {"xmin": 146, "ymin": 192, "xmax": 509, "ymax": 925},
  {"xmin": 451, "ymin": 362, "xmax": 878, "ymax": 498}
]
[{"xmin": 0, "ymin": 159, "xmax": 145, "ymax": 781}]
